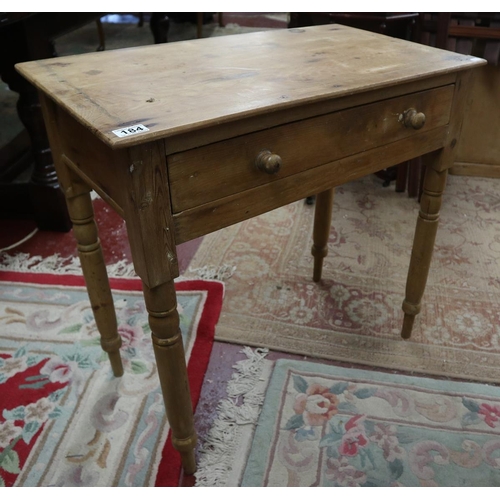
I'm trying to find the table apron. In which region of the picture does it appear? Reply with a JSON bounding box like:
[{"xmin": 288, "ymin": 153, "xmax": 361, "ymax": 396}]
[
  {"xmin": 168, "ymin": 85, "xmax": 454, "ymax": 213},
  {"xmin": 172, "ymin": 125, "xmax": 449, "ymax": 244}
]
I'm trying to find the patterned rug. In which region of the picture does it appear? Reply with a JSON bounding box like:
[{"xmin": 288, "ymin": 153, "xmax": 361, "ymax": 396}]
[
  {"xmin": 195, "ymin": 349, "xmax": 500, "ymax": 487},
  {"xmin": 184, "ymin": 174, "xmax": 500, "ymax": 384},
  {"xmin": 0, "ymin": 271, "xmax": 223, "ymax": 486}
]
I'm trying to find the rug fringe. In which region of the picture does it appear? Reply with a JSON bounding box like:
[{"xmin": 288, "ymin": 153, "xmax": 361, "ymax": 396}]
[
  {"xmin": 195, "ymin": 346, "xmax": 268, "ymax": 487},
  {"xmin": 189, "ymin": 264, "xmax": 236, "ymax": 281},
  {"xmin": 0, "ymin": 252, "xmax": 137, "ymax": 277}
]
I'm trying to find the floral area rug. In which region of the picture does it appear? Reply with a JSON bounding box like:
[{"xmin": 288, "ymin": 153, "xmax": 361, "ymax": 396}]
[
  {"xmin": 0, "ymin": 271, "xmax": 223, "ymax": 487},
  {"xmin": 196, "ymin": 349, "xmax": 500, "ymax": 487},
  {"xmin": 184, "ymin": 174, "xmax": 500, "ymax": 383}
]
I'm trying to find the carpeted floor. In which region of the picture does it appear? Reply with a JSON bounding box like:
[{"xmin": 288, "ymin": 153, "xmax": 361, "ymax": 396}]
[
  {"xmin": 0, "ymin": 270, "xmax": 223, "ymax": 486},
  {"xmin": 196, "ymin": 348, "xmax": 500, "ymax": 487},
  {"xmin": 184, "ymin": 173, "xmax": 500, "ymax": 384}
]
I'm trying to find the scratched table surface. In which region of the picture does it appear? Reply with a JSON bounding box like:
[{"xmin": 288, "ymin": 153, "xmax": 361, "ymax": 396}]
[{"xmin": 16, "ymin": 24, "xmax": 483, "ymax": 149}]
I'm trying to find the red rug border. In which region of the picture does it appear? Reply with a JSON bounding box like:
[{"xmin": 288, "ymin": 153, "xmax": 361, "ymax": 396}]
[{"xmin": 0, "ymin": 270, "xmax": 224, "ymax": 487}]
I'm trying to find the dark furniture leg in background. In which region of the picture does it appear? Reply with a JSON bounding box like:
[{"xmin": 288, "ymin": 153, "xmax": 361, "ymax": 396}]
[
  {"xmin": 0, "ymin": 14, "xmax": 111, "ymax": 232},
  {"xmin": 18, "ymin": 77, "xmax": 71, "ymax": 230},
  {"xmin": 0, "ymin": 13, "xmax": 171, "ymax": 232},
  {"xmin": 150, "ymin": 13, "xmax": 170, "ymax": 43}
]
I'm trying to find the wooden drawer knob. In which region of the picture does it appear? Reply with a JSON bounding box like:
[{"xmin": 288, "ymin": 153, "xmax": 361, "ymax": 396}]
[
  {"xmin": 403, "ymin": 108, "xmax": 426, "ymax": 130},
  {"xmin": 255, "ymin": 150, "xmax": 282, "ymax": 174}
]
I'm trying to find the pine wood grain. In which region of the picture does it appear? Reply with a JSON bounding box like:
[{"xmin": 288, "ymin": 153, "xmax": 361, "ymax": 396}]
[
  {"xmin": 142, "ymin": 281, "xmax": 196, "ymax": 474},
  {"xmin": 312, "ymin": 189, "xmax": 335, "ymax": 282},
  {"xmin": 16, "ymin": 25, "xmax": 483, "ymax": 149},
  {"xmin": 168, "ymin": 85, "xmax": 454, "ymax": 212},
  {"xmin": 48, "ymin": 101, "xmax": 129, "ymax": 214},
  {"xmin": 39, "ymin": 92, "xmax": 124, "ymax": 377},
  {"xmin": 172, "ymin": 126, "xmax": 450, "ymax": 244},
  {"xmin": 123, "ymin": 142, "xmax": 179, "ymax": 288},
  {"xmin": 163, "ymin": 74, "xmax": 457, "ymax": 154},
  {"xmin": 401, "ymin": 71, "xmax": 473, "ymax": 338},
  {"xmin": 28, "ymin": 25, "xmax": 486, "ymax": 476}
]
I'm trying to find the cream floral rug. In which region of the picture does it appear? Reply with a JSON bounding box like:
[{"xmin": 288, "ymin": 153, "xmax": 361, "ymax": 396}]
[
  {"xmin": 0, "ymin": 270, "xmax": 223, "ymax": 486},
  {"xmin": 185, "ymin": 174, "xmax": 500, "ymax": 383},
  {"xmin": 195, "ymin": 348, "xmax": 500, "ymax": 487}
]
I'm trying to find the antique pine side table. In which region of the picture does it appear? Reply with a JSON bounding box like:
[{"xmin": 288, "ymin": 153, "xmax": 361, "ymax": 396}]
[{"xmin": 16, "ymin": 25, "xmax": 484, "ymax": 475}]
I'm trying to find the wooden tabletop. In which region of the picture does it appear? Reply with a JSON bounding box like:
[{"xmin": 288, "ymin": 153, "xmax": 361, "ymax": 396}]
[{"xmin": 16, "ymin": 24, "xmax": 485, "ymax": 149}]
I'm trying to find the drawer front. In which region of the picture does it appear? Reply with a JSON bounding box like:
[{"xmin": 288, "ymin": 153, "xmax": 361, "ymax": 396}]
[{"xmin": 168, "ymin": 85, "xmax": 454, "ymax": 212}]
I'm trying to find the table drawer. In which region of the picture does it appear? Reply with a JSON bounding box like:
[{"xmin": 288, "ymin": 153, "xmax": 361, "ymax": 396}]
[{"xmin": 168, "ymin": 85, "xmax": 454, "ymax": 212}]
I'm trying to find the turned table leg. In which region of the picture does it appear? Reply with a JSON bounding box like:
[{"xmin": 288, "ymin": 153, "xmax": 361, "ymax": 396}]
[
  {"xmin": 65, "ymin": 177, "xmax": 124, "ymax": 376},
  {"xmin": 311, "ymin": 188, "xmax": 334, "ymax": 282},
  {"xmin": 37, "ymin": 93, "xmax": 123, "ymax": 374},
  {"xmin": 143, "ymin": 281, "xmax": 197, "ymax": 474},
  {"xmin": 121, "ymin": 141, "xmax": 197, "ymax": 474},
  {"xmin": 401, "ymin": 150, "xmax": 448, "ymax": 339}
]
